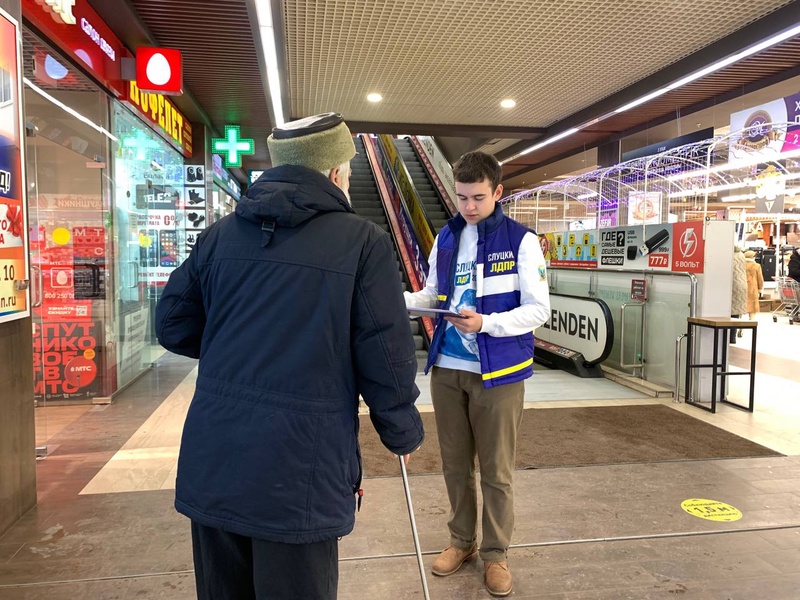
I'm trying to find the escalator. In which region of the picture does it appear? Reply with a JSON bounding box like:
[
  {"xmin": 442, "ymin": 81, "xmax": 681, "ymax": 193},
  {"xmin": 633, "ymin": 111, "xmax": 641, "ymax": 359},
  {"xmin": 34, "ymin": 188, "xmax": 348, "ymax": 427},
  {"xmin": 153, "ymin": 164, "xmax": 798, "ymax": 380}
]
[
  {"xmin": 394, "ymin": 137, "xmax": 453, "ymax": 234},
  {"xmin": 350, "ymin": 136, "xmax": 428, "ymax": 367}
]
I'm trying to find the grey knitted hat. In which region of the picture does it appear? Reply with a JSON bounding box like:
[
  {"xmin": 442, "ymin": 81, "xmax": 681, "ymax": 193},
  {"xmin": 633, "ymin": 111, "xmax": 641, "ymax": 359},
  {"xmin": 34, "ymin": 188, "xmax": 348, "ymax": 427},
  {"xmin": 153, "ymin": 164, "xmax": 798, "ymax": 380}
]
[{"xmin": 267, "ymin": 113, "xmax": 356, "ymax": 172}]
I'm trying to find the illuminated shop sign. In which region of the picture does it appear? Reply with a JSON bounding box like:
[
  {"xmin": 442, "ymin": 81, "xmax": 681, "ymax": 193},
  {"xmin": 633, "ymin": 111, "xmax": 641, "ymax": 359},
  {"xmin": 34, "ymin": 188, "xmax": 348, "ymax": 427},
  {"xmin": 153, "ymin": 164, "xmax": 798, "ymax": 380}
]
[
  {"xmin": 212, "ymin": 125, "xmax": 254, "ymax": 168},
  {"xmin": 125, "ymin": 81, "xmax": 193, "ymax": 158},
  {"xmin": 22, "ymin": 0, "xmax": 127, "ymax": 96},
  {"xmin": 136, "ymin": 47, "xmax": 182, "ymax": 95},
  {"xmin": 79, "ymin": 15, "xmax": 115, "ymax": 61},
  {"xmin": 36, "ymin": 0, "xmax": 76, "ymax": 25}
]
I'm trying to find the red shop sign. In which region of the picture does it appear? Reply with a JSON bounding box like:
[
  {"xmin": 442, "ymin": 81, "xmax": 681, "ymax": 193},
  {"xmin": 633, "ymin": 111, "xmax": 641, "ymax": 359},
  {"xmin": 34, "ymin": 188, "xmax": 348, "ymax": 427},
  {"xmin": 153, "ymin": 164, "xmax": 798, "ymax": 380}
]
[{"xmin": 22, "ymin": 0, "xmax": 128, "ymax": 97}]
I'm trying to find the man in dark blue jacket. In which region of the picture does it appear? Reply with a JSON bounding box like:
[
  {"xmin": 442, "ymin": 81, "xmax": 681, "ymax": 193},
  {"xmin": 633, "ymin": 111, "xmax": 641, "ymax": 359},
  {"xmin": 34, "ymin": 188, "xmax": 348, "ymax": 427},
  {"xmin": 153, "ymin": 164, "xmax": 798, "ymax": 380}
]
[{"xmin": 156, "ymin": 113, "xmax": 424, "ymax": 600}]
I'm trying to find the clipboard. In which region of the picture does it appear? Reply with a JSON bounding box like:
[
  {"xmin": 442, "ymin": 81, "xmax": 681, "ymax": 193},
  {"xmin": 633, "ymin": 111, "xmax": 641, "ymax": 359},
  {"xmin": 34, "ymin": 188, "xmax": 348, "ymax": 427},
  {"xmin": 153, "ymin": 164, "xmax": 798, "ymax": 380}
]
[{"xmin": 407, "ymin": 307, "xmax": 467, "ymax": 319}]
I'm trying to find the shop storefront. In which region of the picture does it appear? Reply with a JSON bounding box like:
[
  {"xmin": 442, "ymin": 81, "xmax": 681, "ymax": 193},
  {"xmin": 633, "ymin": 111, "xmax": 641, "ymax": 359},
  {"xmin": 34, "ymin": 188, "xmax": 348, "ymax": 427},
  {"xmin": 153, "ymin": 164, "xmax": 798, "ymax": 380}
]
[
  {"xmin": 210, "ymin": 154, "xmax": 240, "ymax": 224},
  {"xmin": 21, "ymin": 0, "xmax": 195, "ymax": 408}
]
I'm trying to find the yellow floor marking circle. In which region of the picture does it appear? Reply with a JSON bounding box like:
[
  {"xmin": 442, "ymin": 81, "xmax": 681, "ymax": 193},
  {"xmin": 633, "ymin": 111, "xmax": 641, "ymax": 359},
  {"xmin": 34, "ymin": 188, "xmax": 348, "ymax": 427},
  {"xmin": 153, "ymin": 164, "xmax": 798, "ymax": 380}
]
[{"xmin": 681, "ymin": 498, "xmax": 742, "ymax": 522}]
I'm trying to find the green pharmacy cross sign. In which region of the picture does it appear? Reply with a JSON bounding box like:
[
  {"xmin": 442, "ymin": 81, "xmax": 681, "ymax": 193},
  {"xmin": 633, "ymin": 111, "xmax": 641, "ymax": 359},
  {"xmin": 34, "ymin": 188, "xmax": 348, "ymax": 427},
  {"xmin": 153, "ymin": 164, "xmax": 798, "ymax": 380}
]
[{"xmin": 212, "ymin": 125, "xmax": 255, "ymax": 168}]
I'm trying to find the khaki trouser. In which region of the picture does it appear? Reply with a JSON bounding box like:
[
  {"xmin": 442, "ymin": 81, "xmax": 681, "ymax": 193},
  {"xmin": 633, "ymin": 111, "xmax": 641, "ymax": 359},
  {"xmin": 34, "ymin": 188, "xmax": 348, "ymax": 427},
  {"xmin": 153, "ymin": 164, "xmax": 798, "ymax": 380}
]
[{"xmin": 430, "ymin": 366, "xmax": 524, "ymax": 562}]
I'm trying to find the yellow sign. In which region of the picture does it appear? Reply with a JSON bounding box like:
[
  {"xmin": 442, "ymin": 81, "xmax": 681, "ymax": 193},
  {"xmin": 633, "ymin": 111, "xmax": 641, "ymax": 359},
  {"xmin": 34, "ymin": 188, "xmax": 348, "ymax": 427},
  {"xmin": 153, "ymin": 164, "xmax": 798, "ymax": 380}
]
[
  {"xmin": 583, "ymin": 233, "xmax": 590, "ymax": 246},
  {"xmin": 127, "ymin": 81, "xmax": 193, "ymax": 157},
  {"xmin": 568, "ymin": 233, "xmax": 576, "ymax": 247},
  {"xmin": 378, "ymin": 134, "xmax": 435, "ymax": 256},
  {"xmin": 589, "ymin": 244, "xmax": 597, "ymax": 258},
  {"xmin": 575, "ymin": 245, "xmax": 583, "ymax": 258},
  {"xmin": 681, "ymin": 498, "xmax": 742, "ymax": 522}
]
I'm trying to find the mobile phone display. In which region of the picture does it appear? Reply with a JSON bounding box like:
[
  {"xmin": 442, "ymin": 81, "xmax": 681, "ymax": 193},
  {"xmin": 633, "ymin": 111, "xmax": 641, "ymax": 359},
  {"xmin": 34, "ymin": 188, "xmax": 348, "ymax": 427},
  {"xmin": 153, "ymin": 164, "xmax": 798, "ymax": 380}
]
[
  {"xmin": 139, "ymin": 229, "xmax": 159, "ymax": 267},
  {"xmin": 159, "ymin": 230, "xmax": 178, "ymax": 267}
]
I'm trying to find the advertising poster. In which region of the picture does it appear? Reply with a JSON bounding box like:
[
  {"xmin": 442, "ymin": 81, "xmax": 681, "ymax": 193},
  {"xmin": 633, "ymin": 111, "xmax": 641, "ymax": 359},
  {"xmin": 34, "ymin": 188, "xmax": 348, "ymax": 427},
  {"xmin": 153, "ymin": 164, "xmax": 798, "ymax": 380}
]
[
  {"xmin": 593, "ymin": 222, "xmax": 705, "ymax": 273},
  {"xmin": 627, "ymin": 191, "xmax": 661, "ymax": 225},
  {"xmin": 180, "ymin": 164, "xmax": 206, "ymax": 258},
  {"xmin": 548, "ymin": 231, "xmax": 599, "ymax": 269},
  {"xmin": 729, "ymin": 93, "xmax": 800, "ymax": 165},
  {"xmin": 599, "ymin": 225, "xmax": 673, "ymax": 270},
  {"xmin": 134, "ymin": 183, "xmax": 182, "ymax": 284},
  {"xmin": 543, "ymin": 223, "xmax": 706, "ymax": 273},
  {"xmin": 0, "ymin": 10, "xmax": 28, "ymax": 324},
  {"xmin": 32, "ymin": 319, "xmax": 103, "ymax": 401}
]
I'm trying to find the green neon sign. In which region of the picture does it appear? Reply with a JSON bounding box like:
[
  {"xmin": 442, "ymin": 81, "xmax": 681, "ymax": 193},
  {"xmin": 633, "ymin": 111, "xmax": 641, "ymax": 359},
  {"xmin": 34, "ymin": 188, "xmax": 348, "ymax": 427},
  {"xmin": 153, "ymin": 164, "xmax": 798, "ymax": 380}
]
[
  {"xmin": 212, "ymin": 125, "xmax": 255, "ymax": 168},
  {"xmin": 122, "ymin": 129, "xmax": 162, "ymax": 161}
]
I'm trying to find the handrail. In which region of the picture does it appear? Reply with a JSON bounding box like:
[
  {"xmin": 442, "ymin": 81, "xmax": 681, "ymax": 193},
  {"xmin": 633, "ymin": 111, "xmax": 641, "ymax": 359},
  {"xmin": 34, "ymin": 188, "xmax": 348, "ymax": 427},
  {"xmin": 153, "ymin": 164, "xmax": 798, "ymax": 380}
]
[
  {"xmin": 619, "ymin": 302, "xmax": 645, "ymax": 369},
  {"xmin": 674, "ymin": 334, "xmax": 687, "ymax": 402},
  {"xmin": 546, "ymin": 267, "xmax": 697, "ymax": 317}
]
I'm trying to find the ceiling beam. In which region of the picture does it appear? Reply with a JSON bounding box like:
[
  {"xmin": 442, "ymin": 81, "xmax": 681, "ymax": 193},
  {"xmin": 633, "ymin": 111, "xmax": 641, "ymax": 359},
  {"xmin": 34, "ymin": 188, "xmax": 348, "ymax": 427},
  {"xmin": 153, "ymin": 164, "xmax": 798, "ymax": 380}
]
[
  {"xmin": 497, "ymin": 0, "xmax": 800, "ymax": 164},
  {"xmin": 345, "ymin": 121, "xmax": 546, "ymax": 139}
]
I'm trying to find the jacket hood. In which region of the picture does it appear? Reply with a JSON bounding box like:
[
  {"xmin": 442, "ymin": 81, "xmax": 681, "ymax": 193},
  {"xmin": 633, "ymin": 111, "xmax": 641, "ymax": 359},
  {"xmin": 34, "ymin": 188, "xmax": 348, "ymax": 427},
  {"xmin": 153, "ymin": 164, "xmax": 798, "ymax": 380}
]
[{"xmin": 236, "ymin": 165, "xmax": 353, "ymax": 229}]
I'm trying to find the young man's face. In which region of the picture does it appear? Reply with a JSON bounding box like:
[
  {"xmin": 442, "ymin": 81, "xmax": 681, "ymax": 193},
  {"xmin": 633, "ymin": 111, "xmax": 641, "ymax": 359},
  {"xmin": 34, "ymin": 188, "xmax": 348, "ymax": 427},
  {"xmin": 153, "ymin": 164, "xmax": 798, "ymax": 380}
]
[{"xmin": 456, "ymin": 177, "xmax": 503, "ymax": 225}]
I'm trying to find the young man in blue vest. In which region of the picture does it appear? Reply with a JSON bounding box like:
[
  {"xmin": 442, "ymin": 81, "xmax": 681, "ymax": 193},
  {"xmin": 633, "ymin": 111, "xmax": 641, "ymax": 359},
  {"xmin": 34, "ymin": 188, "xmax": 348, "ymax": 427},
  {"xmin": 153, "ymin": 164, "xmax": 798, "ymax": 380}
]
[{"xmin": 405, "ymin": 151, "xmax": 550, "ymax": 597}]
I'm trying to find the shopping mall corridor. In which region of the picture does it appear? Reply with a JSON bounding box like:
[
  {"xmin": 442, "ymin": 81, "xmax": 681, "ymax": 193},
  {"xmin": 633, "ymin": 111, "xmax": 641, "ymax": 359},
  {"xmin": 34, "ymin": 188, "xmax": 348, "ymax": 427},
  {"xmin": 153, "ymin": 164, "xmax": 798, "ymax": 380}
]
[{"xmin": 0, "ymin": 315, "xmax": 799, "ymax": 599}]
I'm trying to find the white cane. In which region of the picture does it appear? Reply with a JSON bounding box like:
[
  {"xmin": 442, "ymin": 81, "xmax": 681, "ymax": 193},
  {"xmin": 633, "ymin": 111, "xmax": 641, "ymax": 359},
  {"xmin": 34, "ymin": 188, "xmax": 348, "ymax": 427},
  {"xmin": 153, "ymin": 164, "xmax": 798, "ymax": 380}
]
[{"xmin": 399, "ymin": 456, "xmax": 431, "ymax": 600}]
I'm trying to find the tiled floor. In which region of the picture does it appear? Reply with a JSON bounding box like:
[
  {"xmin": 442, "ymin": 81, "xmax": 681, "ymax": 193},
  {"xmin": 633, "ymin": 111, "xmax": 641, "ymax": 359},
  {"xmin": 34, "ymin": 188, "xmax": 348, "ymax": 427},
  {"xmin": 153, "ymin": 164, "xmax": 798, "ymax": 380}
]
[{"xmin": 1, "ymin": 317, "xmax": 799, "ymax": 599}]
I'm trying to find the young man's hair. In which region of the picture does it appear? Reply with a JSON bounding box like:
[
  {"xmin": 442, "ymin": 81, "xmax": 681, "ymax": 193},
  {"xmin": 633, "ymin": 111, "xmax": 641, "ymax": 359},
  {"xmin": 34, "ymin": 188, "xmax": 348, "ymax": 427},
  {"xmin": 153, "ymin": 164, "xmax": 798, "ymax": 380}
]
[{"xmin": 452, "ymin": 151, "xmax": 503, "ymax": 191}]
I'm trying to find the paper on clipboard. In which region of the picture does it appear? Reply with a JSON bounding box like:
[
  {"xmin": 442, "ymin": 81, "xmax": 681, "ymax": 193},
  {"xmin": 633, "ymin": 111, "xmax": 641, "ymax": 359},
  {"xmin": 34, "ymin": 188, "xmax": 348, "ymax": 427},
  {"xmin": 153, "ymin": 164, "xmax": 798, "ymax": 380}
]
[{"xmin": 407, "ymin": 307, "xmax": 467, "ymax": 319}]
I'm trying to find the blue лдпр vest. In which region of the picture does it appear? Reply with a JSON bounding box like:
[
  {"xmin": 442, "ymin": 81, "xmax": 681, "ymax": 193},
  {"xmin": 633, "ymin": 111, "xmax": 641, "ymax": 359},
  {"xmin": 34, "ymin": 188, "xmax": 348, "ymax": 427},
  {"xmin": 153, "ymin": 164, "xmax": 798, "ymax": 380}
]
[{"xmin": 425, "ymin": 204, "xmax": 535, "ymax": 388}]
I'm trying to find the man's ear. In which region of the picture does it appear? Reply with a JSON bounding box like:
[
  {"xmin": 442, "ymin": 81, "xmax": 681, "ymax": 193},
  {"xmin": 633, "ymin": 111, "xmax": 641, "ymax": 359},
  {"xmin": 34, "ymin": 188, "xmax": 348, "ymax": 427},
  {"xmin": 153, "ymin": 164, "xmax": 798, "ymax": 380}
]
[
  {"xmin": 494, "ymin": 183, "xmax": 504, "ymax": 200},
  {"xmin": 328, "ymin": 166, "xmax": 340, "ymax": 186}
]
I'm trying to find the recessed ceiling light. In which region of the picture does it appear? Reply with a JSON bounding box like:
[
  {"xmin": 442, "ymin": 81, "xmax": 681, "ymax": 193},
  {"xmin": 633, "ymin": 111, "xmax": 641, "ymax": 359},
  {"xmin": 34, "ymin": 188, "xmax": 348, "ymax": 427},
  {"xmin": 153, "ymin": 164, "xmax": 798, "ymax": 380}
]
[
  {"xmin": 367, "ymin": 93, "xmax": 383, "ymax": 103},
  {"xmin": 500, "ymin": 99, "xmax": 516, "ymax": 109}
]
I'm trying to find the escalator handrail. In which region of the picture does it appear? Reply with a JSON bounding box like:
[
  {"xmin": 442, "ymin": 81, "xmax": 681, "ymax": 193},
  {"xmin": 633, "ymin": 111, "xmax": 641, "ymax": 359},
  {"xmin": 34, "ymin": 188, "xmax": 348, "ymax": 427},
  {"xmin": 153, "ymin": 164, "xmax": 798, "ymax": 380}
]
[
  {"xmin": 361, "ymin": 134, "xmax": 434, "ymax": 343},
  {"xmin": 408, "ymin": 136, "xmax": 458, "ymax": 217}
]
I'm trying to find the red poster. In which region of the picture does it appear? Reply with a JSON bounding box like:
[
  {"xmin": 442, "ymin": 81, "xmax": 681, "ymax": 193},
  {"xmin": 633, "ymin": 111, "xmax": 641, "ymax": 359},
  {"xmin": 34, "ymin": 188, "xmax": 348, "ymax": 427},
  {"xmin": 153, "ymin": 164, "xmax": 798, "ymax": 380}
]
[
  {"xmin": 32, "ymin": 320, "xmax": 103, "ymax": 401},
  {"xmin": 0, "ymin": 9, "xmax": 29, "ymax": 323},
  {"xmin": 671, "ymin": 222, "xmax": 705, "ymax": 273}
]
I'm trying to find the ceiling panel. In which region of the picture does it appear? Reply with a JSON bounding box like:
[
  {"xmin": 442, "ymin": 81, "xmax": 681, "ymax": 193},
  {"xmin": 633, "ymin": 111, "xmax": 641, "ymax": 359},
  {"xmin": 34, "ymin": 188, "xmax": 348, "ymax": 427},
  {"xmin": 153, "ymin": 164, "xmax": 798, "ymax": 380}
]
[
  {"xmin": 128, "ymin": 0, "xmax": 272, "ymax": 172},
  {"xmin": 282, "ymin": 0, "xmax": 793, "ymax": 126},
  {"xmin": 124, "ymin": 0, "xmax": 799, "ymax": 180}
]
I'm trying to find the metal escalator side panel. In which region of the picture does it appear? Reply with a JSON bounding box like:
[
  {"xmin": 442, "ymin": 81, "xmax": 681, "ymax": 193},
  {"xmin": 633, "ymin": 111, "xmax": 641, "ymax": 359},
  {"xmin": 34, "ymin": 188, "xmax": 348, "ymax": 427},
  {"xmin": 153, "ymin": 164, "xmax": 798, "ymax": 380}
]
[{"xmin": 407, "ymin": 136, "xmax": 458, "ymax": 217}]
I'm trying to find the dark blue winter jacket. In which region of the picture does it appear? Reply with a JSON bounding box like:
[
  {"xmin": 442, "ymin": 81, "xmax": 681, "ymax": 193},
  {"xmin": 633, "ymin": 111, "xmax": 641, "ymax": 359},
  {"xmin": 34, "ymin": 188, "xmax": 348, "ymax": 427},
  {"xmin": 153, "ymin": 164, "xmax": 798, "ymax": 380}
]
[{"xmin": 155, "ymin": 165, "xmax": 424, "ymax": 544}]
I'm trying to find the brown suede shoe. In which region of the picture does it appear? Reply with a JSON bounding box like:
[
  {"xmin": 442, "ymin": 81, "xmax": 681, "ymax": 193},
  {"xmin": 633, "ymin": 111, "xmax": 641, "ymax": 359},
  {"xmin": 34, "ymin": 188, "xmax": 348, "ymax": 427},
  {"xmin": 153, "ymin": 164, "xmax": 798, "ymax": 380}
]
[
  {"xmin": 431, "ymin": 544, "xmax": 478, "ymax": 576},
  {"xmin": 484, "ymin": 560, "xmax": 513, "ymax": 596}
]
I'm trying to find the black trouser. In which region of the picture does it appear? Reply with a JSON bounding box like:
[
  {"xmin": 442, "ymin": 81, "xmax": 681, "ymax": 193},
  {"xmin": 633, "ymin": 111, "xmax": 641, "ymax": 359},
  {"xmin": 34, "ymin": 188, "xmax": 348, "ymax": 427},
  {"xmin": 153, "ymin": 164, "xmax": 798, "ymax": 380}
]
[{"xmin": 191, "ymin": 521, "xmax": 338, "ymax": 600}]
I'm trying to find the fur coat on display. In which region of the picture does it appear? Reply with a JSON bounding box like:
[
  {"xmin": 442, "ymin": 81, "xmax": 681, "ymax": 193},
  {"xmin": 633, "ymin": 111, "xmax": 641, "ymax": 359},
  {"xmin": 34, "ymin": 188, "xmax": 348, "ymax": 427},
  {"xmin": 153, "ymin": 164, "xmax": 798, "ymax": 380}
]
[
  {"xmin": 731, "ymin": 249, "xmax": 748, "ymax": 316},
  {"xmin": 745, "ymin": 258, "xmax": 764, "ymax": 314}
]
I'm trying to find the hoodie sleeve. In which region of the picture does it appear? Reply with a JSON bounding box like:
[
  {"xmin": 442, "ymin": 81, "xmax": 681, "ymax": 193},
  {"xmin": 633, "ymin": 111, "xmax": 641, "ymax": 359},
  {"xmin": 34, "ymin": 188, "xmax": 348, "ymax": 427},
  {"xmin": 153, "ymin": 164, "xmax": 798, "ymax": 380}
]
[
  {"xmin": 352, "ymin": 233, "xmax": 424, "ymax": 455},
  {"xmin": 155, "ymin": 239, "xmax": 206, "ymax": 359}
]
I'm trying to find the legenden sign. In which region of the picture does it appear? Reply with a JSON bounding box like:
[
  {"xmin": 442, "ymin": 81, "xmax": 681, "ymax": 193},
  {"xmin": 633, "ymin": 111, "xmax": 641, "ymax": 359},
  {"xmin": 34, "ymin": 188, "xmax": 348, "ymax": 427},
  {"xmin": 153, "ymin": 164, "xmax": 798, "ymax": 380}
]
[{"xmin": 536, "ymin": 294, "xmax": 613, "ymax": 365}]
